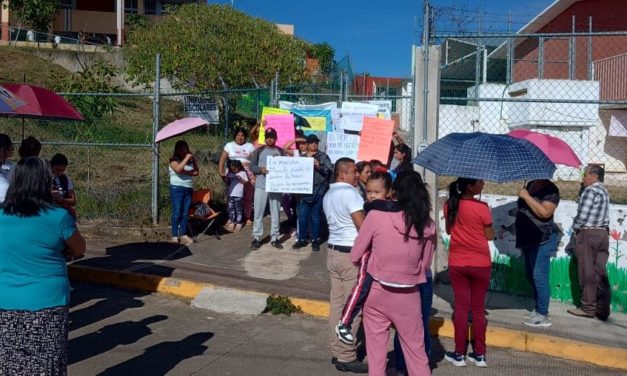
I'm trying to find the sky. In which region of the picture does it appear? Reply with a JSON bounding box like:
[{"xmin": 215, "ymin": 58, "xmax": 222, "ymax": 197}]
[{"xmin": 209, "ymin": 0, "xmax": 554, "ymax": 78}]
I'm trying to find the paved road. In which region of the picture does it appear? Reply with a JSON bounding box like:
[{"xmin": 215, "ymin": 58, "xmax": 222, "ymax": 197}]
[{"xmin": 68, "ymin": 283, "xmax": 623, "ymax": 376}]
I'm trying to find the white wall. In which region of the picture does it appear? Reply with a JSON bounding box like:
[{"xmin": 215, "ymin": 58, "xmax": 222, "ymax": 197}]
[{"xmin": 438, "ymin": 80, "xmax": 627, "ymax": 178}]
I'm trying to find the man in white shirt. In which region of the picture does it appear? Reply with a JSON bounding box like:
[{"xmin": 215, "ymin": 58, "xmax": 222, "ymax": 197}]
[{"xmin": 323, "ymin": 158, "xmax": 367, "ymax": 373}]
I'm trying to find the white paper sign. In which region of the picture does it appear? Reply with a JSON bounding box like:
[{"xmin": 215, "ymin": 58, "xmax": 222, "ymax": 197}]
[
  {"xmin": 366, "ymin": 100, "xmax": 392, "ymax": 119},
  {"xmin": 265, "ymin": 156, "xmax": 314, "ymax": 194},
  {"xmin": 342, "ymin": 102, "xmax": 380, "ymax": 114},
  {"xmin": 326, "ymin": 131, "xmax": 360, "ymax": 163},
  {"xmin": 339, "ymin": 102, "xmax": 379, "ymax": 131}
]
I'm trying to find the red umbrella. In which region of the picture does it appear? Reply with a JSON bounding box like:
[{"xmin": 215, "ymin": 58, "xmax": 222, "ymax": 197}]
[
  {"xmin": 0, "ymin": 84, "xmax": 84, "ymax": 138},
  {"xmin": 508, "ymin": 129, "xmax": 582, "ymax": 168}
]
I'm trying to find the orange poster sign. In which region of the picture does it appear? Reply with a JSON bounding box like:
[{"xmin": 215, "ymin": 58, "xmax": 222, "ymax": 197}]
[{"xmin": 356, "ymin": 117, "xmax": 394, "ymax": 162}]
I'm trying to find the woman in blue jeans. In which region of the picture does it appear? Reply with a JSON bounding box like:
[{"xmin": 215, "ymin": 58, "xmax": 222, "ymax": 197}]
[
  {"xmin": 169, "ymin": 140, "xmax": 199, "ymax": 245},
  {"xmin": 516, "ymin": 179, "xmax": 560, "ymax": 327}
]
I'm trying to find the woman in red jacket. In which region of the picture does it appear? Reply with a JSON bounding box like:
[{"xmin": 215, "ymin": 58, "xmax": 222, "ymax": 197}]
[
  {"xmin": 351, "ymin": 171, "xmax": 434, "ymax": 376},
  {"xmin": 443, "ymin": 178, "xmax": 495, "ymax": 368}
]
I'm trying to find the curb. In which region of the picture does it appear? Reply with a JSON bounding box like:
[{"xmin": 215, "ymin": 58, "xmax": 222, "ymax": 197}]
[{"xmin": 69, "ymin": 265, "xmax": 627, "ymax": 371}]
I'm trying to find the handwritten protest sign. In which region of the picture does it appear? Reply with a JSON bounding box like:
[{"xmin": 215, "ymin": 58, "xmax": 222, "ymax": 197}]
[
  {"xmin": 339, "ymin": 102, "xmax": 379, "ymax": 131},
  {"xmin": 357, "ymin": 117, "xmax": 395, "ymax": 162},
  {"xmin": 326, "ymin": 131, "xmax": 360, "ymax": 163},
  {"xmin": 265, "ymin": 156, "xmax": 314, "ymax": 194},
  {"xmin": 264, "ymin": 114, "xmax": 295, "ymax": 149},
  {"xmin": 304, "ymin": 116, "xmax": 327, "ymax": 131},
  {"xmin": 259, "ymin": 107, "xmax": 290, "ymax": 143}
]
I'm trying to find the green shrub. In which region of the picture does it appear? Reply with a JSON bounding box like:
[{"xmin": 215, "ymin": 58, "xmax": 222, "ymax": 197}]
[{"xmin": 264, "ymin": 294, "xmax": 303, "ymax": 316}]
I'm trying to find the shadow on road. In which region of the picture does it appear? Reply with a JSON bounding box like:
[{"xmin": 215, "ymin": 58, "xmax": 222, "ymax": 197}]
[
  {"xmin": 69, "ymin": 315, "xmax": 168, "ymax": 364},
  {"xmin": 99, "ymin": 332, "xmax": 214, "ymax": 375}
]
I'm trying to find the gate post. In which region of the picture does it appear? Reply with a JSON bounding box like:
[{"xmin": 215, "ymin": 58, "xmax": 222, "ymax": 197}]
[{"xmin": 414, "ymin": 45, "xmax": 444, "ymax": 279}]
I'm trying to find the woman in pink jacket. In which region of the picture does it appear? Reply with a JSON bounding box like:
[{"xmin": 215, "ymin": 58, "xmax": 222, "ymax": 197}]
[{"xmin": 351, "ymin": 171, "xmax": 435, "ymax": 376}]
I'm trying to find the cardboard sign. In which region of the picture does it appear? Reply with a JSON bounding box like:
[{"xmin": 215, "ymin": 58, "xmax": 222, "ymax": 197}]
[
  {"xmin": 326, "ymin": 131, "xmax": 360, "ymax": 163},
  {"xmin": 357, "ymin": 117, "xmax": 395, "ymax": 162},
  {"xmin": 259, "ymin": 107, "xmax": 290, "ymax": 143},
  {"xmin": 304, "ymin": 116, "xmax": 327, "ymax": 131},
  {"xmin": 265, "ymin": 156, "xmax": 314, "ymax": 194},
  {"xmin": 263, "ymin": 114, "xmax": 295, "ymax": 150}
]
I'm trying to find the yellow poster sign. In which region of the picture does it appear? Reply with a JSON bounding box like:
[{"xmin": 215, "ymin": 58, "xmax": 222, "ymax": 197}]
[{"xmin": 304, "ymin": 116, "xmax": 327, "ymax": 132}]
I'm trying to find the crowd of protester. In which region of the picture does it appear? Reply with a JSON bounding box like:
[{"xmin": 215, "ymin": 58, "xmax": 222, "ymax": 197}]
[
  {"xmin": 0, "ymin": 134, "xmax": 85, "ymax": 375},
  {"xmin": 206, "ymin": 124, "xmax": 610, "ymax": 375},
  {"xmin": 0, "ymin": 124, "xmax": 613, "ymax": 375}
]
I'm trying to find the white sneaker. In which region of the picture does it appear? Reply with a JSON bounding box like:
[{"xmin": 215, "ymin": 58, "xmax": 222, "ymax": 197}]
[
  {"xmin": 523, "ymin": 314, "xmax": 552, "ymax": 328},
  {"xmin": 171, "ymin": 237, "xmax": 180, "ymax": 244},
  {"xmin": 180, "ymin": 235, "xmax": 194, "ymax": 245}
]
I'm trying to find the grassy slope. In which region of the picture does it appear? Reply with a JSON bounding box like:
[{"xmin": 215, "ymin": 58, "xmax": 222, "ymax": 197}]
[{"xmin": 0, "ymin": 47, "xmax": 227, "ymax": 225}]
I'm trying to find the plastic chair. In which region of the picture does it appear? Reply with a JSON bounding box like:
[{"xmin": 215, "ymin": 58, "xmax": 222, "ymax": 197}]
[{"xmin": 187, "ymin": 189, "xmax": 221, "ymax": 242}]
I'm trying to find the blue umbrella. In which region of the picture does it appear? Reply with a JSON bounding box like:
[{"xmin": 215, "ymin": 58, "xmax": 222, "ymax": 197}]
[
  {"xmin": 0, "ymin": 85, "xmax": 25, "ymax": 114},
  {"xmin": 412, "ymin": 132, "xmax": 556, "ymax": 183}
]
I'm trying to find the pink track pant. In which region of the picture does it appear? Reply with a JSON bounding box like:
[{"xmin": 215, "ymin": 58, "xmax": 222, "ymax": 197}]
[{"xmin": 363, "ymin": 281, "xmax": 431, "ymax": 376}]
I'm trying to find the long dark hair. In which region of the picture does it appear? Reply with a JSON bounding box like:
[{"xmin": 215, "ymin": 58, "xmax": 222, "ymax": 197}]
[
  {"xmin": 395, "ymin": 143, "xmax": 412, "ymax": 165},
  {"xmin": 171, "ymin": 140, "xmax": 189, "ymax": 162},
  {"xmin": 393, "ymin": 171, "xmax": 431, "ymax": 240},
  {"xmin": 1, "ymin": 157, "xmax": 53, "ymax": 217},
  {"xmin": 446, "ymin": 177, "xmax": 478, "ymax": 228}
]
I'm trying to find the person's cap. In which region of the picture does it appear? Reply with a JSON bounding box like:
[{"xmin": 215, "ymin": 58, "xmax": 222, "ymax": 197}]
[
  {"xmin": 306, "ymin": 134, "xmax": 320, "ymax": 144},
  {"xmin": 265, "ymin": 128, "xmax": 278, "ymax": 139},
  {"xmin": 295, "ymin": 129, "xmax": 305, "ymax": 138}
]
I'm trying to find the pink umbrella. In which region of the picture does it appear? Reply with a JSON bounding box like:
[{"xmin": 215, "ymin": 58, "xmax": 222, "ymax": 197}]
[
  {"xmin": 508, "ymin": 129, "xmax": 582, "ymax": 167},
  {"xmin": 155, "ymin": 117, "xmax": 208, "ymax": 143},
  {"xmin": 0, "ymin": 84, "xmax": 84, "ymax": 139}
]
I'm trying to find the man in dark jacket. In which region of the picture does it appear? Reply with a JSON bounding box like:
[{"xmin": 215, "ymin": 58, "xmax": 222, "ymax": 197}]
[{"xmin": 292, "ymin": 134, "xmax": 333, "ymax": 252}]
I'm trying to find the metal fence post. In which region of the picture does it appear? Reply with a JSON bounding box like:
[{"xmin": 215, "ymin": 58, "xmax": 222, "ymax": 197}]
[
  {"xmin": 151, "ymin": 53, "xmax": 161, "ymax": 225},
  {"xmin": 538, "ymin": 36, "xmax": 545, "ymax": 79},
  {"xmin": 255, "ymin": 89, "xmax": 261, "ymax": 120},
  {"xmin": 588, "ymin": 16, "xmax": 593, "ymax": 80},
  {"xmin": 569, "ymin": 15, "xmax": 576, "ymax": 79}
]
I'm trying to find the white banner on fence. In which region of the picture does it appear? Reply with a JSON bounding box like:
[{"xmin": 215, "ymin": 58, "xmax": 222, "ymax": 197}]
[
  {"xmin": 265, "ymin": 156, "xmax": 314, "ymax": 194},
  {"xmin": 365, "ymin": 100, "xmax": 392, "ymax": 119},
  {"xmin": 339, "ymin": 102, "xmax": 379, "ymax": 131},
  {"xmin": 279, "ymin": 101, "xmax": 338, "ymax": 111},
  {"xmin": 326, "ymin": 131, "xmax": 360, "ymax": 163}
]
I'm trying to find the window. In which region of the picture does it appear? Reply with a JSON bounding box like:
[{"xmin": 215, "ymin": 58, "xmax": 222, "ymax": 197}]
[
  {"xmin": 59, "ymin": 0, "xmax": 72, "ymax": 9},
  {"xmin": 125, "ymin": 0, "xmax": 138, "ymax": 14},
  {"xmin": 144, "ymin": 0, "xmax": 158, "ymax": 15}
]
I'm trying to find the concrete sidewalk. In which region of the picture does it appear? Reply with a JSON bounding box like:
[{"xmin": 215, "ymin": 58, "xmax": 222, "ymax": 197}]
[{"xmin": 71, "ymin": 220, "xmax": 627, "ymax": 371}]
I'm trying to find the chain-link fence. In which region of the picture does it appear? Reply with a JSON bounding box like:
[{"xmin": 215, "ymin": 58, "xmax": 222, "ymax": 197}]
[
  {"xmin": 431, "ymin": 31, "xmax": 627, "ymax": 312},
  {"xmin": 436, "ymin": 32, "xmax": 627, "ymax": 204},
  {"xmin": 0, "ymin": 82, "xmax": 271, "ymax": 226}
]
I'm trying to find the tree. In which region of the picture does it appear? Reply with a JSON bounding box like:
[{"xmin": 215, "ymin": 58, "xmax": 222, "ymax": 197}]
[
  {"xmin": 1, "ymin": 0, "xmax": 59, "ymax": 33},
  {"xmin": 308, "ymin": 42, "xmax": 335, "ymax": 77},
  {"xmin": 123, "ymin": 4, "xmax": 310, "ymax": 90}
]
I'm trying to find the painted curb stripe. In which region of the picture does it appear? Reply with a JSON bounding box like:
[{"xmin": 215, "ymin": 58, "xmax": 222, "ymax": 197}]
[{"xmin": 69, "ymin": 265, "xmax": 627, "ymax": 371}]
